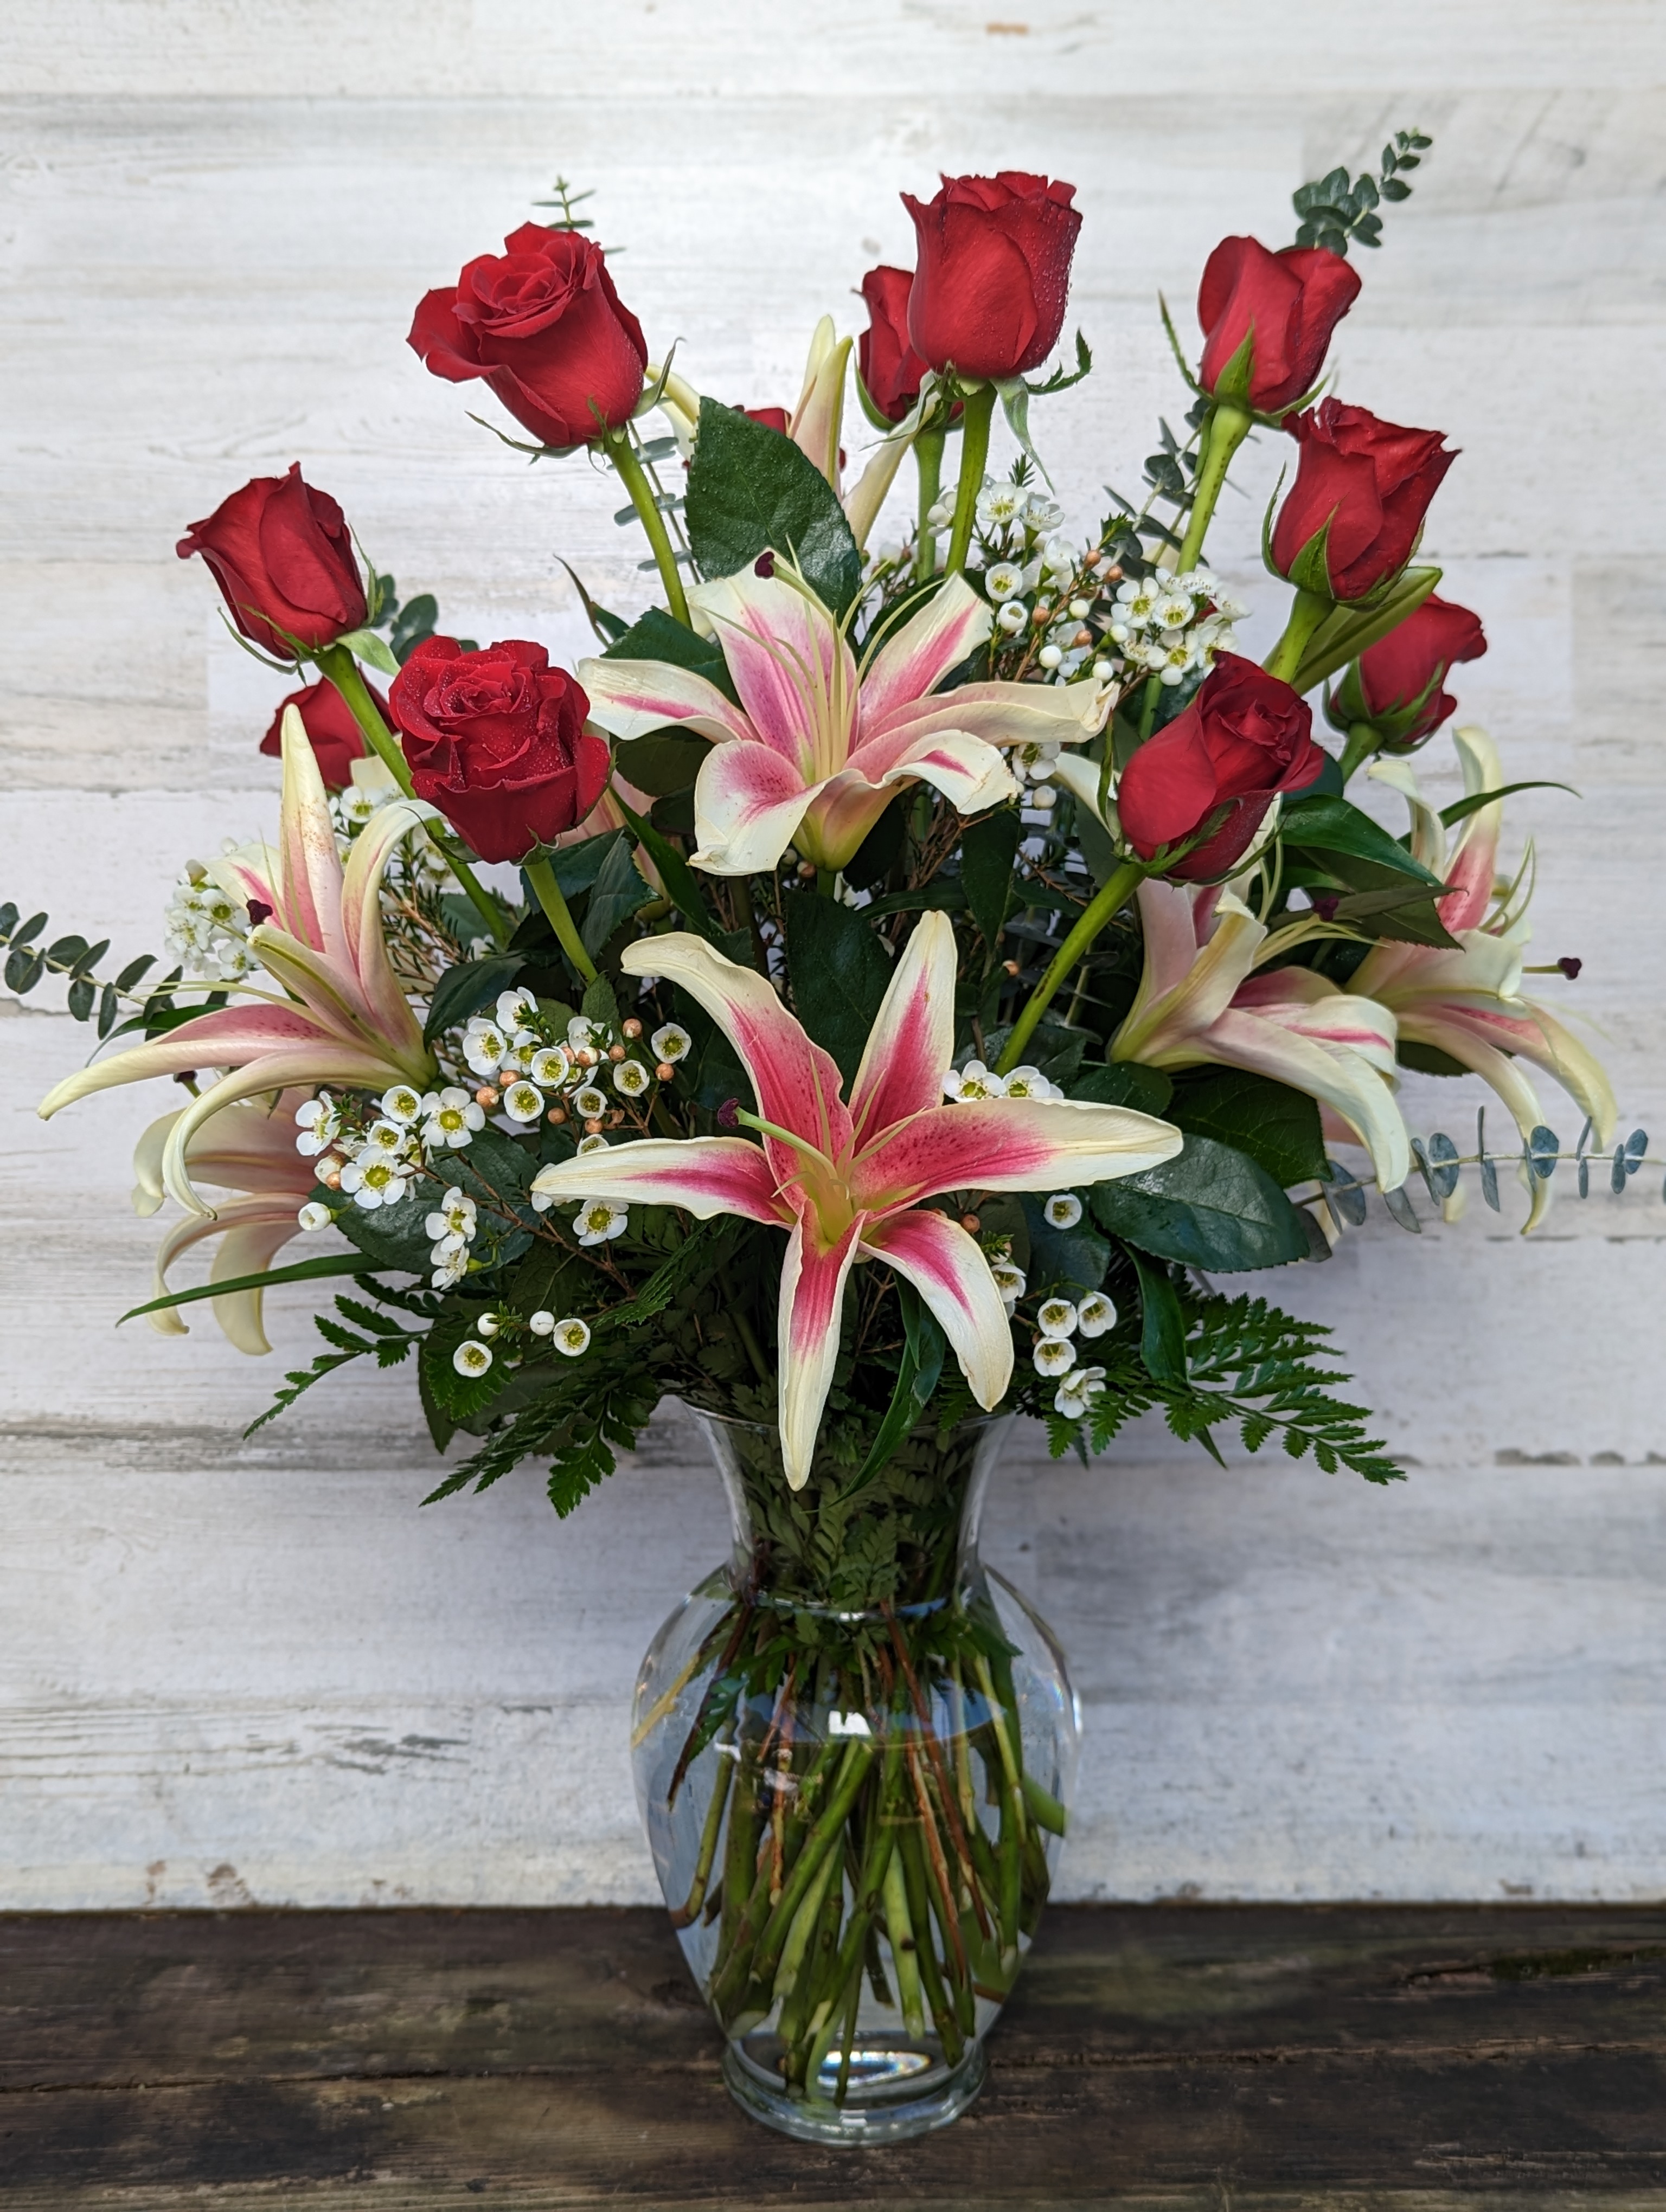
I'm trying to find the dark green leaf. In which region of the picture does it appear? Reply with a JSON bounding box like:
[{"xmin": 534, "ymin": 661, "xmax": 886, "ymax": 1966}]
[
  {"xmin": 0, "ymin": 902, "xmax": 16, "ymax": 937},
  {"xmin": 115, "ymin": 954, "xmax": 156, "ymax": 992},
  {"xmin": 1070, "ymin": 1063, "xmax": 1174, "ymax": 1115},
  {"xmin": 10, "ymin": 912, "xmax": 47, "ymax": 947},
  {"xmin": 1281, "ymin": 793, "xmax": 1444, "ymax": 888},
  {"xmin": 424, "ymin": 954, "xmax": 524, "ymax": 1043},
  {"xmin": 1167, "ymin": 1069, "xmax": 1325, "ymax": 1187},
  {"xmin": 1129, "ymin": 1249, "xmax": 1187, "ymax": 1381},
  {"xmin": 604, "ymin": 606, "xmax": 738, "ymax": 702},
  {"xmin": 781, "ymin": 892, "xmax": 893, "ymax": 1083},
  {"xmin": 97, "ymin": 981, "xmax": 120, "ymax": 1038},
  {"xmin": 5, "ymin": 948, "xmax": 44, "ymax": 993},
  {"xmin": 1439, "ymin": 780, "xmax": 1578, "ymax": 827},
  {"xmin": 1020, "ymin": 1193, "xmax": 1112, "ymax": 1296},
  {"xmin": 66, "ymin": 975, "xmax": 95, "ymax": 1021},
  {"xmin": 958, "ymin": 808, "xmax": 1021, "ymax": 951},
  {"xmin": 581, "ymin": 834, "xmax": 653, "ymax": 956},
  {"xmin": 331, "ymin": 1188, "xmax": 436, "ymax": 1273},
  {"xmin": 44, "ymin": 936, "xmax": 87, "ymax": 970},
  {"xmin": 581, "ymin": 972, "xmax": 621, "ymax": 1032},
  {"xmin": 1397, "ymin": 1040, "xmax": 1469, "ymax": 1078},
  {"xmin": 685, "ymin": 397, "xmax": 862, "ymax": 614},
  {"xmin": 555, "ymin": 558, "xmax": 629, "ymax": 646},
  {"xmin": 614, "ymin": 729, "xmax": 713, "ymax": 796},
  {"xmin": 607, "ymin": 792, "xmax": 727, "ymax": 947},
  {"xmin": 120, "ymin": 1251, "xmax": 371, "ymax": 1322},
  {"xmin": 1090, "ymin": 1135, "xmax": 1310, "ymax": 1271},
  {"xmin": 542, "ymin": 829, "xmax": 625, "ymax": 901}
]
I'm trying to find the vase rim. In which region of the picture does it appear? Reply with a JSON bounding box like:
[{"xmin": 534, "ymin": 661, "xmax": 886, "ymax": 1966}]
[{"xmin": 682, "ymin": 1403, "xmax": 1007, "ymax": 1444}]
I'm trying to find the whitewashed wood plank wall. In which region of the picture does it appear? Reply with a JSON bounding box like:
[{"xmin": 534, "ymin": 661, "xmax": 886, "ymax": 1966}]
[{"xmin": 2, "ymin": 2, "xmax": 1664, "ymax": 1909}]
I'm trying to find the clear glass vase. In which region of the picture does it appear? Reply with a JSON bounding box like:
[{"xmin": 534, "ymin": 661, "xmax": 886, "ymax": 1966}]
[{"xmin": 631, "ymin": 1409, "xmax": 1080, "ymax": 2144}]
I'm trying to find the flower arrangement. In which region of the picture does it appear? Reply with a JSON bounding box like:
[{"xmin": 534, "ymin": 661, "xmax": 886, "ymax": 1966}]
[{"xmin": 14, "ymin": 137, "xmax": 1639, "ymax": 2132}]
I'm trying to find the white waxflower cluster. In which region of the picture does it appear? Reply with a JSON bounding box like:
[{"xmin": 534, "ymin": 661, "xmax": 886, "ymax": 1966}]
[
  {"xmin": 1028, "ymin": 1290, "xmax": 1117, "ymax": 1417},
  {"xmin": 942, "ymin": 1060, "xmax": 1065, "ymax": 1103},
  {"xmin": 1101, "ymin": 568, "xmax": 1246, "ymax": 687},
  {"xmin": 453, "ymin": 1306, "xmax": 592, "ymax": 1378},
  {"xmin": 957, "ymin": 474, "xmax": 1107, "ymax": 684},
  {"xmin": 163, "ymin": 864, "xmax": 255, "ymax": 982},
  {"xmin": 293, "ymin": 1079, "xmax": 491, "ymax": 1284}
]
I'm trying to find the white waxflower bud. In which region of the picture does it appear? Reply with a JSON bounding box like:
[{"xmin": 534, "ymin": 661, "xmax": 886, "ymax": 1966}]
[
  {"xmin": 996, "ymin": 600, "xmax": 1028, "ymax": 634},
  {"xmin": 1037, "ymin": 644, "xmax": 1063, "ymax": 670},
  {"xmin": 528, "ymin": 1310, "xmax": 556, "ymax": 1336},
  {"xmin": 297, "ymin": 1201, "xmax": 334, "ymax": 1232},
  {"xmin": 476, "ymin": 1312, "xmax": 500, "ymax": 1338}
]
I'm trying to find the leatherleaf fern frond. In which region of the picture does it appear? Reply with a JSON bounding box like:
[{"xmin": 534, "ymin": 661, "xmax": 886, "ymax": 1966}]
[{"xmin": 1046, "ymin": 1288, "xmax": 1404, "ymax": 1486}]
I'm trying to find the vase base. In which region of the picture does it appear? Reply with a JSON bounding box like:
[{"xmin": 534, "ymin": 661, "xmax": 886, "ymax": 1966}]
[{"xmin": 720, "ymin": 2035, "xmax": 988, "ymax": 2144}]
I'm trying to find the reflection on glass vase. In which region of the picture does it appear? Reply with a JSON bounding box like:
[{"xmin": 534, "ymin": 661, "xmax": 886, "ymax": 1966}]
[{"xmin": 631, "ymin": 1410, "xmax": 1080, "ymax": 2144}]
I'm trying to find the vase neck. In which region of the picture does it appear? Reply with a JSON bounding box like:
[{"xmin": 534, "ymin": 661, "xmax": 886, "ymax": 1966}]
[{"xmin": 685, "ymin": 1410, "xmax": 1005, "ymax": 1617}]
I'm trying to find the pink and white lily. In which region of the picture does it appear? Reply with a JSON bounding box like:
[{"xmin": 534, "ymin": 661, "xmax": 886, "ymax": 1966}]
[
  {"xmin": 39, "ymin": 705, "xmax": 435, "ymax": 1215},
  {"xmin": 132, "ymin": 1090, "xmax": 318, "ymax": 1354},
  {"xmin": 1112, "ymin": 878, "xmax": 1413, "ymax": 1197},
  {"xmin": 1354, "ymin": 728, "xmax": 1616, "ymax": 1230},
  {"xmin": 578, "ymin": 569, "xmax": 1112, "ymax": 876},
  {"xmin": 530, "ymin": 913, "xmax": 1180, "ymax": 1486}
]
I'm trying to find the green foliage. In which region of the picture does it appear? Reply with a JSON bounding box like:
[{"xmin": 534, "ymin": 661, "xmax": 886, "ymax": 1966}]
[
  {"xmin": 1020, "ymin": 1193, "xmax": 1112, "ymax": 1296},
  {"xmin": 1071, "ymin": 1062, "xmax": 1173, "ymax": 1116},
  {"xmin": 1129, "ymin": 1248, "xmax": 1187, "ymax": 1380},
  {"xmin": 1046, "ymin": 1284, "xmax": 1403, "ymax": 1484},
  {"xmin": 958, "ymin": 809, "xmax": 1022, "ymax": 954},
  {"xmin": 0, "ymin": 902, "xmax": 147, "ymax": 1036},
  {"xmin": 1167, "ymin": 1070, "xmax": 1325, "ymax": 1188},
  {"xmin": 605, "ymin": 606, "xmax": 738, "ymax": 703},
  {"xmin": 685, "ymin": 398, "xmax": 863, "ymax": 614},
  {"xmin": 614, "ymin": 730, "xmax": 714, "ymax": 796},
  {"xmin": 1292, "ymin": 131, "xmax": 1433, "ymax": 255},
  {"xmin": 424, "ymin": 952, "xmax": 524, "ymax": 1043},
  {"xmin": 782, "ymin": 891, "xmax": 893, "ymax": 1083},
  {"xmin": 1090, "ymin": 1135, "xmax": 1310, "ymax": 1271},
  {"xmin": 581, "ymin": 834, "xmax": 653, "ymax": 955},
  {"xmin": 245, "ymin": 1281, "xmax": 432, "ymax": 1436}
]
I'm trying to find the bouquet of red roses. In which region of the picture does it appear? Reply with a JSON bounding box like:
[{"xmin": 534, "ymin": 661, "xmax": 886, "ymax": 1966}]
[{"xmin": 12, "ymin": 139, "xmax": 1632, "ymax": 2136}]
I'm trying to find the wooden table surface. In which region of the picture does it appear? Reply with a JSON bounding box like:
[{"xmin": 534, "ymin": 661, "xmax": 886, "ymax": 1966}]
[{"xmin": 3, "ymin": 1906, "xmax": 1665, "ymax": 2208}]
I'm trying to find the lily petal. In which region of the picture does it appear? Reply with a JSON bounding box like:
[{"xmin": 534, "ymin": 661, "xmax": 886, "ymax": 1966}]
[
  {"xmin": 689, "ymin": 569, "xmax": 856, "ymax": 773},
  {"xmin": 691, "ymin": 740, "xmax": 821, "ymax": 876},
  {"xmin": 854, "ymin": 1096, "xmax": 1182, "ymax": 1211},
  {"xmin": 1204, "ymin": 996, "xmax": 1411, "ymax": 1196},
  {"xmin": 861, "ymin": 673, "xmax": 1112, "ymax": 771},
  {"xmin": 575, "ymin": 656, "xmax": 754, "ymax": 750},
  {"xmin": 339, "ymin": 798, "xmax": 438, "ymax": 1060},
  {"xmin": 862, "ymin": 1206, "xmax": 1013, "ymax": 1411},
  {"xmin": 40, "ymin": 1003, "xmax": 345, "ymax": 1122},
  {"xmin": 798, "ymin": 731, "xmax": 1017, "ymax": 870},
  {"xmin": 277, "ymin": 704, "xmax": 347, "ymax": 961},
  {"xmin": 149, "ymin": 1197, "xmax": 305, "ymax": 1354},
  {"xmin": 778, "ymin": 1212, "xmax": 866, "ymax": 1489},
  {"xmin": 528, "ymin": 1135, "xmax": 784, "ymax": 1223},
  {"xmin": 848, "ymin": 910, "xmax": 958, "ymax": 1143},
  {"xmin": 858, "ymin": 575, "xmax": 992, "ymax": 730}
]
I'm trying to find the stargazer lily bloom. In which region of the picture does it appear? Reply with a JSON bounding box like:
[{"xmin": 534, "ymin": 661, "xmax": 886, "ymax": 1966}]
[
  {"xmin": 39, "ymin": 705, "xmax": 435, "ymax": 1215},
  {"xmin": 1112, "ymin": 878, "xmax": 1413, "ymax": 1197},
  {"xmin": 1355, "ymin": 728, "xmax": 1616, "ymax": 1230},
  {"xmin": 132, "ymin": 1090, "xmax": 318, "ymax": 1354},
  {"xmin": 530, "ymin": 913, "xmax": 1180, "ymax": 1487},
  {"xmin": 579, "ymin": 569, "xmax": 1112, "ymax": 876}
]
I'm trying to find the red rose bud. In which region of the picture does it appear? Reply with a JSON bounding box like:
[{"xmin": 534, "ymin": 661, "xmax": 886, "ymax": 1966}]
[
  {"xmin": 408, "ymin": 225, "xmax": 648, "ymax": 451},
  {"xmin": 902, "ymin": 172, "xmax": 1080, "ymax": 381},
  {"xmin": 1117, "ymin": 652, "xmax": 1324, "ymax": 880},
  {"xmin": 177, "ymin": 464, "xmax": 367, "ymax": 660},
  {"xmin": 740, "ymin": 405, "xmax": 792, "ymax": 433},
  {"xmin": 1331, "ymin": 593, "xmax": 1488, "ymax": 753},
  {"xmin": 388, "ymin": 636, "xmax": 609, "ymax": 864},
  {"xmin": 1271, "ymin": 398, "xmax": 1457, "ymax": 603},
  {"xmin": 1197, "ymin": 237, "xmax": 1361, "ymax": 416},
  {"xmin": 259, "ymin": 676, "xmax": 391, "ymax": 792},
  {"xmin": 857, "ymin": 265, "xmax": 934, "ymax": 422}
]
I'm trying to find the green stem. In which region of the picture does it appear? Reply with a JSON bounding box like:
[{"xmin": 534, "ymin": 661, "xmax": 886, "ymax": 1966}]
[
  {"xmin": 943, "ymin": 382, "xmax": 996, "ymax": 577},
  {"xmin": 913, "ymin": 426, "xmax": 946, "ymax": 583},
  {"xmin": 745, "ymin": 1738, "xmax": 876, "ymax": 1998},
  {"xmin": 815, "ymin": 866, "xmax": 837, "ymax": 899},
  {"xmin": 882, "ymin": 1847, "xmax": 925, "ymax": 2038},
  {"xmin": 1339, "ymin": 718, "xmax": 1384, "ymax": 783},
  {"xmin": 1263, "ymin": 587, "xmax": 1334, "ymax": 687},
  {"xmin": 670, "ymin": 1748, "xmax": 733, "ymax": 1928},
  {"xmin": 1173, "ymin": 400, "xmax": 1251, "ymax": 575},
  {"xmin": 522, "ymin": 853, "xmax": 598, "ymax": 987},
  {"xmin": 315, "ymin": 644, "xmax": 509, "ymax": 948},
  {"xmin": 996, "ymin": 858, "xmax": 1146, "ymax": 1073},
  {"xmin": 606, "ymin": 429, "xmax": 690, "ymax": 627}
]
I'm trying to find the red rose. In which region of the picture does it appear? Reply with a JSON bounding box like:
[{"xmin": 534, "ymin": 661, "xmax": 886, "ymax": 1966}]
[
  {"xmin": 176, "ymin": 465, "xmax": 366, "ymax": 660},
  {"xmin": 1336, "ymin": 593, "xmax": 1488, "ymax": 753},
  {"xmin": 1118, "ymin": 653, "xmax": 1324, "ymax": 880},
  {"xmin": 901, "ymin": 172, "xmax": 1080, "ymax": 381},
  {"xmin": 1271, "ymin": 398, "xmax": 1457, "ymax": 602},
  {"xmin": 388, "ymin": 636, "xmax": 608, "ymax": 864},
  {"xmin": 741, "ymin": 405, "xmax": 792, "ymax": 433},
  {"xmin": 857, "ymin": 265, "xmax": 933, "ymax": 421},
  {"xmin": 259, "ymin": 677, "xmax": 390, "ymax": 792},
  {"xmin": 408, "ymin": 226, "xmax": 648, "ymax": 451},
  {"xmin": 1197, "ymin": 236, "xmax": 1361, "ymax": 416}
]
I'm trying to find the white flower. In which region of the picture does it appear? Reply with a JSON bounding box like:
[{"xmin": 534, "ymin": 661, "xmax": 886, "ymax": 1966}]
[
  {"xmin": 1041, "ymin": 534, "xmax": 1077, "ymax": 578},
  {"xmin": 575, "ymin": 1199, "xmax": 629, "ymax": 1245},
  {"xmin": 573, "ymin": 1084, "xmax": 610, "ymax": 1118},
  {"xmin": 379, "ymin": 1084, "xmax": 424, "ymax": 1126},
  {"xmin": 1076, "ymin": 1291, "xmax": 1117, "ymax": 1338},
  {"xmin": 1043, "ymin": 1193, "xmax": 1084, "ymax": 1229},
  {"xmin": 996, "ymin": 599, "xmax": 1029, "ymax": 634},
  {"xmin": 362, "ymin": 1118, "xmax": 411, "ymax": 1159},
  {"xmin": 425, "ymin": 1191, "xmax": 477, "ymax": 1240},
  {"xmin": 1001, "ymin": 1065, "xmax": 1059, "ymax": 1101},
  {"xmin": 1115, "ymin": 577, "xmax": 1161, "ymax": 625},
  {"xmin": 1037, "ymin": 644, "xmax": 1063, "ymax": 671},
  {"xmin": 496, "ymin": 988, "xmax": 539, "ymax": 1031},
  {"xmin": 1152, "ymin": 588, "xmax": 1196, "ymax": 632},
  {"xmin": 528, "ymin": 1310, "xmax": 556, "ymax": 1336},
  {"xmin": 530, "ymin": 1046, "xmax": 572, "ymax": 1087},
  {"xmin": 463, "ymin": 1021, "xmax": 508, "ymax": 1077},
  {"xmin": 1036, "ymin": 1297, "xmax": 1078, "ymax": 1340},
  {"xmin": 501, "ymin": 1081, "xmax": 545, "ymax": 1123},
  {"xmin": 422, "ymin": 1087, "xmax": 485, "ymax": 1149},
  {"xmin": 1054, "ymin": 1364, "xmax": 1107, "ymax": 1420},
  {"xmin": 339, "ymin": 1156, "xmax": 412, "ymax": 1210},
  {"xmin": 650, "ymin": 1023, "xmax": 692, "ymax": 1065},
  {"xmin": 567, "ymin": 1015, "xmax": 598, "ymax": 1052},
  {"xmin": 430, "ymin": 1246, "xmax": 470, "ymax": 1289},
  {"xmin": 576, "ymin": 1132, "xmax": 611, "ymax": 1155},
  {"xmin": 294, "ymin": 1094, "xmax": 342, "ymax": 1157},
  {"xmin": 925, "ymin": 500, "xmax": 954, "ymax": 531},
  {"xmin": 1011, "ymin": 740, "xmax": 1060, "ymax": 784},
  {"xmin": 612, "ymin": 1058, "xmax": 651, "ymax": 1098},
  {"xmin": 977, "ymin": 483, "xmax": 1023, "ymax": 529},
  {"xmin": 1032, "ymin": 1336, "xmax": 1075, "ymax": 1378},
  {"xmin": 985, "ymin": 561, "xmax": 1026, "ymax": 603},
  {"xmin": 553, "ymin": 1316, "xmax": 592, "ymax": 1357},
  {"xmin": 476, "ymin": 1311, "xmax": 499, "ymax": 1338},
  {"xmin": 530, "ymin": 1190, "xmax": 555, "ymax": 1212},
  {"xmin": 297, "ymin": 1200, "xmax": 334, "ymax": 1232},
  {"xmin": 989, "ymin": 1259, "xmax": 1027, "ymax": 1302},
  {"xmin": 1023, "ymin": 493, "xmax": 1065, "ymax": 532},
  {"xmin": 499, "ymin": 1031, "xmax": 541, "ymax": 1075},
  {"xmin": 943, "ymin": 1060, "xmax": 1007, "ymax": 1102},
  {"xmin": 453, "ymin": 1339, "xmax": 493, "ymax": 1378}
]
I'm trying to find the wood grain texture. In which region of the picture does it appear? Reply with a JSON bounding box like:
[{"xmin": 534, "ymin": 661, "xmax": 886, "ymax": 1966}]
[
  {"xmin": 1, "ymin": 4, "xmax": 1663, "ymax": 1908},
  {"xmin": 3, "ymin": 1905, "xmax": 1666, "ymax": 2206}
]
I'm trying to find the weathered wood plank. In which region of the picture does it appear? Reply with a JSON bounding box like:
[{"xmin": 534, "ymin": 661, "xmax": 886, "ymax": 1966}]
[{"xmin": 2, "ymin": 1907, "xmax": 1665, "ymax": 2207}]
